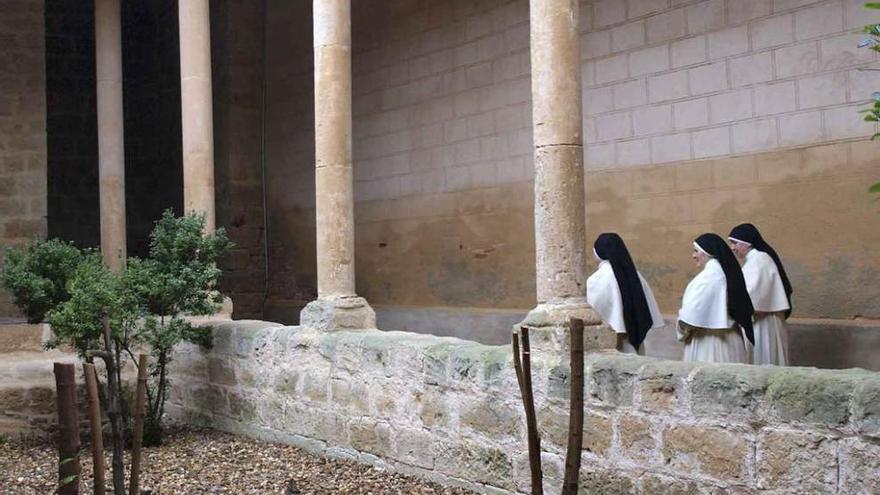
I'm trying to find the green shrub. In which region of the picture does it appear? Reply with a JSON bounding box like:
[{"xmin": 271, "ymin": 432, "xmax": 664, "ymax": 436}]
[
  {"xmin": 858, "ymin": 4, "xmax": 880, "ymax": 193},
  {"xmin": 1, "ymin": 239, "xmax": 85, "ymax": 323}
]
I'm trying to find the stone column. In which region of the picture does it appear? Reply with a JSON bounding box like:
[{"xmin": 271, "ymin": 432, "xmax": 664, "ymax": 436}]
[
  {"xmin": 299, "ymin": 0, "xmax": 375, "ymax": 331},
  {"xmin": 520, "ymin": 0, "xmax": 613, "ymax": 350},
  {"xmin": 95, "ymin": 0, "xmax": 126, "ymax": 271},
  {"xmin": 179, "ymin": 0, "xmax": 215, "ymax": 233}
]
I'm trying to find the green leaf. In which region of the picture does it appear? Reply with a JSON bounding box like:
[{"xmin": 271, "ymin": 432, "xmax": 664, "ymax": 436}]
[
  {"xmin": 869, "ymin": 182, "xmax": 880, "ymax": 193},
  {"xmin": 865, "ymin": 2, "xmax": 880, "ymax": 9},
  {"xmin": 60, "ymin": 474, "xmax": 78, "ymax": 486}
]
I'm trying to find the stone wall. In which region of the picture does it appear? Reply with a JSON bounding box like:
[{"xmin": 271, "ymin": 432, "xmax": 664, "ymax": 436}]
[
  {"xmin": 255, "ymin": 0, "xmax": 880, "ymax": 338},
  {"xmin": 121, "ymin": 0, "xmax": 184, "ymax": 258},
  {"xmin": 44, "ymin": 0, "xmax": 183, "ymax": 260},
  {"xmin": 211, "ymin": 0, "xmax": 267, "ymax": 319},
  {"xmin": 1, "ymin": 0, "xmax": 48, "ymax": 318},
  {"xmin": 168, "ymin": 320, "xmax": 880, "ymax": 494}
]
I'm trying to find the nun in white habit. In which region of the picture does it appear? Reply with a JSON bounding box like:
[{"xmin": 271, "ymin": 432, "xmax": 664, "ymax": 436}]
[
  {"xmin": 729, "ymin": 223, "xmax": 792, "ymax": 366},
  {"xmin": 587, "ymin": 233, "xmax": 664, "ymax": 355},
  {"xmin": 677, "ymin": 233, "xmax": 755, "ymax": 364}
]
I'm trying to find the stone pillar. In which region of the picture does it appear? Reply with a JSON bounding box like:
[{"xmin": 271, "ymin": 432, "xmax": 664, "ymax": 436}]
[
  {"xmin": 520, "ymin": 0, "xmax": 613, "ymax": 350},
  {"xmin": 179, "ymin": 0, "xmax": 215, "ymax": 233},
  {"xmin": 95, "ymin": 0, "xmax": 126, "ymax": 271},
  {"xmin": 299, "ymin": 0, "xmax": 375, "ymax": 331}
]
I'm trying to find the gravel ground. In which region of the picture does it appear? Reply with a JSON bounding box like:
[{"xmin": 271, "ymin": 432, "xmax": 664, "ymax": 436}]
[{"xmin": 0, "ymin": 426, "xmax": 476, "ymax": 495}]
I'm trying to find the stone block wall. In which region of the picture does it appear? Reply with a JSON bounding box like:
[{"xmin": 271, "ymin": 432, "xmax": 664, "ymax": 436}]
[
  {"xmin": 168, "ymin": 320, "xmax": 880, "ymax": 494},
  {"xmin": 0, "ymin": 0, "xmax": 48, "ymax": 318},
  {"xmin": 255, "ymin": 0, "xmax": 880, "ymax": 337},
  {"xmin": 211, "ymin": 0, "xmax": 267, "ymax": 319}
]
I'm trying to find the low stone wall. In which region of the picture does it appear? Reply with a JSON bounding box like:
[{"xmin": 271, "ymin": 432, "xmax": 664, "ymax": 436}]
[{"xmin": 167, "ymin": 320, "xmax": 880, "ymax": 494}]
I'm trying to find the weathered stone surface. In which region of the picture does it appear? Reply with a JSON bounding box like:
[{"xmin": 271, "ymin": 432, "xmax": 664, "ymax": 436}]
[
  {"xmin": 207, "ymin": 357, "xmax": 236, "ymax": 386},
  {"xmin": 639, "ymin": 473, "xmax": 701, "ymax": 495},
  {"xmin": 301, "ymin": 372, "xmax": 328, "ymax": 402},
  {"xmin": 691, "ymin": 365, "xmax": 771, "ymax": 418},
  {"xmin": 756, "ymin": 429, "xmax": 837, "ymax": 493},
  {"xmin": 583, "ymin": 411, "xmax": 613, "ymax": 456},
  {"xmin": 838, "ymin": 437, "xmax": 880, "ymax": 495},
  {"xmin": 766, "ymin": 368, "xmax": 857, "ymax": 426},
  {"xmin": 662, "ymin": 425, "xmax": 750, "ymax": 481},
  {"xmin": 415, "ymin": 388, "xmax": 449, "ymax": 428},
  {"xmin": 459, "ymin": 396, "xmax": 519, "ymax": 438},
  {"xmin": 587, "ymin": 353, "xmax": 643, "ymax": 407},
  {"xmin": 537, "ymin": 405, "xmax": 612, "ymax": 456},
  {"xmin": 547, "ymin": 364, "xmax": 570, "ymax": 400},
  {"xmin": 392, "ymin": 427, "xmax": 436, "ymax": 469},
  {"xmin": 852, "ymin": 375, "xmax": 880, "ymax": 438},
  {"xmin": 435, "ymin": 440, "xmax": 513, "ymax": 489},
  {"xmin": 513, "ymin": 451, "xmax": 563, "ymax": 494},
  {"xmin": 638, "ymin": 360, "xmax": 692, "ymax": 412},
  {"xmin": 0, "ymin": 323, "xmax": 48, "ymax": 352},
  {"xmin": 227, "ymin": 392, "xmax": 257, "ymax": 422},
  {"xmin": 348, "ymin": 419, "xmax": 391, "ymax": 456},
  {"xmin": 330, "ymin": 379, "xmax": 369, "ymax": 413},
  {"xmin": 618, "ymin": 414, "xmax": 655, "ymax": 461},
  {"xmin": 300, "ymin": 296, "xmax": 376, "ymax": 332},
  {"xmin": 273, "ymin": 373, "xmax": 299, "ymax": 396},
  {"xmin": 578, "ymin": 465, "xmax": 637, "ymax": 495},
  {"xmin": 189, "ymin": 385, "xmax": 227, "ymax": 413},
  {"xmin": 538, "ymin": 404, "xmax": 568, "ymax": 450}
]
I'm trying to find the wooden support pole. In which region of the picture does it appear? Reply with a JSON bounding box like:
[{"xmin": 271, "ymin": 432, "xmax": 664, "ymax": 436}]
[
  {"xmin": 83, "ymin": 363, "xmax": 105, "ymax": 495},
  {"xmin": 53, "ymin": 362, "xmax": 81, "ymax": 495},
  {"xmin": 520, "ymin": 326, "xmax": 543, "ymax": 495},
  {"xmin": 129, "ymin": 354, "xmax": 149, "ymax": 495},
  {"xmin": 562, "ymin": 318, "xmax": 585, "ymax": 495}
]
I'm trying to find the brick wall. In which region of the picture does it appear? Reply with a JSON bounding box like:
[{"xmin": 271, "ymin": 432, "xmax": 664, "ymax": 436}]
[
  {"xmin": 168, "ymin": 321, "xmax": 880, "ymax": 494},
  {"xmin": 257, "ymin": 0, "xmax": 880, "ymax": 330},
  {"xmin": 0, "ymin": 0, "xmax": 47, "ymax": 318}
]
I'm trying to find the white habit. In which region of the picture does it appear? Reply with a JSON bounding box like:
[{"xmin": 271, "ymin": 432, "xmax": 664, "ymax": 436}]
[
  {"xmin": 676, "ymin": 258, "xmax": 748, "ymax": 364},
  {"xmin": 742, "ymin": 249, "xmax": 790, "ymax": 365},
  {"xmin": 587, "ymin": 260, "xmax": 665, "ymax": 355}
]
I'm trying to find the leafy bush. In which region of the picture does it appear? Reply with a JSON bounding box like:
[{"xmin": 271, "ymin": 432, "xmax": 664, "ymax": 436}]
[
  {"xmin": 47, "ymin": 210, "xmax": 232, "ymax": 446},
  {"xmin": 123, "ymin": 210, "xmax": 231, "ymax": 445},
  {"xmin": 858, "ymin": 4, "xmax": 880, "ymax": 193},
  {"xmin": 1, "ymin": 239, "xmax": 85, "ymax": 323}
]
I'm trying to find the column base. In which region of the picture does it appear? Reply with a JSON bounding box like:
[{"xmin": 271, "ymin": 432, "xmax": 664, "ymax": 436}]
[
  {"xmin": 300, "ymin": 295, "xmax": 376, "ymax": 332},
  {"xmin": 514, "ymin": 300, "xmax": 615, "ymax": 354}
]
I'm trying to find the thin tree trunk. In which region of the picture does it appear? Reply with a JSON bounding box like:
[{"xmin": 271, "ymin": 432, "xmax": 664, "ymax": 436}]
[
  {"xmin": 99, "ymin": 312, "xmax": 126, "ymax": 495},
  {"xmin": 129, "ymin": 354, "xmax": 149, "ymax": 495},
  {"xmin": 519, "ymin": 326, "xmax": 543, "ymax": 495},
  {"xmin": 562, "ymin": 318, "xmax": 585, "ymax": 495},
  {"xmin": 53, "ymin": 362, "xmax": 80, "ymax": 495},
  {"xmin": 83, "ymin": 363, "xmax": 106, "ymax": 495}
]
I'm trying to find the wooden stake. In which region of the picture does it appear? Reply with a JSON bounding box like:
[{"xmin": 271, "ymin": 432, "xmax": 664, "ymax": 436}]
[
  {"xmin": 129, "ymin": 354, "xmax": 149, "ymax": 495},
  {"xmin": 83, "ymin": 363, "xmax": 105, "ymax": 495},
  {"xmin": 562, "ymin": 318, "xmax": 585, "ymax": 495},
  {"xmin": 512, "ymin": 331, "xmax": 525, "ymax": 396},
  {"xmin": 53, "ymin": 362, "xmax": 81, "ymax": 495},
  {"xmin": 520, "ymin": 326, "xmax": 543, "ymax": 495}
]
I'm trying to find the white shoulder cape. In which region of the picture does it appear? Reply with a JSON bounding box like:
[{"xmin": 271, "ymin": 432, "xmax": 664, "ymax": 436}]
[
  {"xmin": 587, "ymin": 261, "xmax": 665, "ymax": 334},
  {"xmin": 678, "ymin": 258, "xmax": 734, "ymax": 329},
  {"xmin": 742, "ymin": 249, "xmax": 790, "ymax": 313}
]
